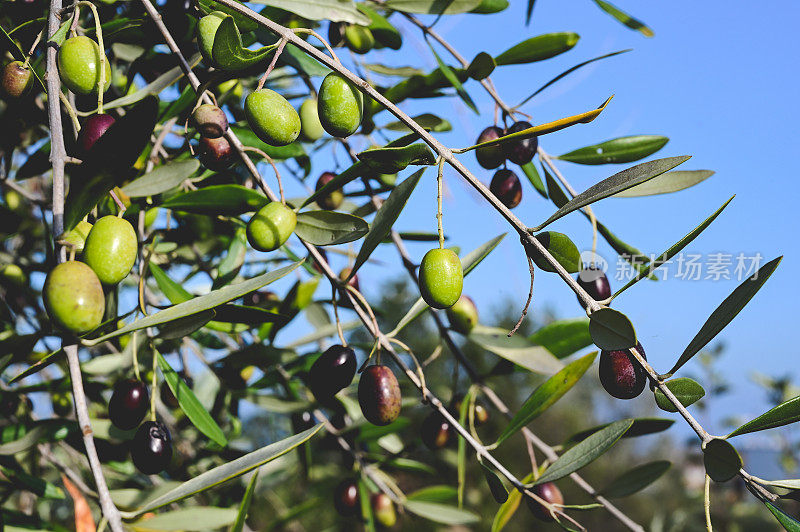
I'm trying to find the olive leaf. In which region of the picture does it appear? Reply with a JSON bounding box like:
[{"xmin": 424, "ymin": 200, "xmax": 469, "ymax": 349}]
[
  {"xmin": 230, "ymin": 466, "xmax": 258, "ymax": 532},
  {"xmin": 427, "ymin": 40, "xmax": 478, "ymax": 114},
  {"xmin": 526, "ymin": 231, "xmax": 580, "ymax": 273},
  {"xmin": 491, "ymin": 472, "xmax": 534, "ymax": 532},
  {"xmin": 129, "ymin": 507, "xmax": 238, "ymax": 529},
  {"xmin": 121, "ymin": 159, "xmax": 200, "ymax": 198},
  {"xmin": 613, "ymin": 170, "xmax": 715, "ymax": 198},
  {"xmin": 557, "ymin": 135, "xmax": 669, "ymax": 165},
  {"xmin": 519, "ymin": 161, "xmax": 547, "ymax": 198},
  {"xmin": 467, "ymin": 52, "xmax": 496, "ymax": 80},
  {"xmin": 357, "ymin": 4, "xmax": 402, "ymax": 49},
  {"xmin": 702, "ymin": 438, "xmax": 742, "ymax": 482},
  {"xmin": 564, "ymin": 418, "xmax": 674, "ymax": 446},
  {"xmin": 495, "ymin": 32, "xmax": 579, "ymax": 66},
  {"xmin": 589, "ymin": 308, "xmax": 636, "ymax": 350},
  {"xmin": 764, "ymin": 501, "xmax": 800, "ymax": 531},
  {"xmin": 467, "ymin": 326, "xmax": 563, "ymax": 375},
  {"xmin": 161, "ymin": 185, "xmax": 268, "ymax": 215},
  {"xmin": 599, "ymin": 461, "xmax": 671, "ymax": 498},
  {"xmin": 294, "ymin": 211, "xmax": 369, "ymax": 246},
  {"xmin": 529, "ymin": 318, "xmax": 592, "ymax": 359},
  {"xmin": 384, "ymin": 0, "xmax": 483, "ymax": 15},
  {"xmin": 357, "ymin": 144, "xmax": 436, "ymax": 173},
  {"xmin": 592, "ymin": 0, "xmax": 654, "ymax": 37},
  {"xmin": 654, "ymin": 378, "xmax": 705, "ymax": 413},
  {"xmin": 402, "ymin": 500, "xmax": 480, "ymax": 525},
  {"xmin": 211, "ymin": 16, "xmax": 276, "ymax": 70},
  {"xmin": 728, "ymin": 395, "xmax": 800, "ymax": 438},
  {"xmin": 250, "ymin": 0, "xmax": 371, "ymax": 24}
]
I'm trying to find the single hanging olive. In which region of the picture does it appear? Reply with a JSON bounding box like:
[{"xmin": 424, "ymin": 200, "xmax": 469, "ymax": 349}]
[
  {"xmin": 190, "ymin": 104, "xmax": 228, "ymax": 139},
  {"xmin": 418, "ymin": 248, "xmax": 463, "ymax": 309},
  {"xmin": 371, "ymin": 493, "xmax": 397, "ymax": 527},
  {"xmin": 489, "ymin": 168, "xmax": 522, "ymax": 209},
  {"xmin": 527, "ymin": 482, "xmax": 564, "ymax": 521},
  {"xmin": 43, "ymin": 261, "xmax": 104, "ymax": 334},
  {"xmin": 83, "ymin": 215, "xmax": 138, "ymax": 285},
  {"xmin": 334, "ymin": 479, "xmax": 359, "ymax": 516},
  {"xmin": 1, "ymin": 61, "xmax": 32, "ymax": 98},
  {"xmin": 475, "ymin": 126, "xmax": 505, "ymax": 169},
  {"xmin": 77, "ymin": 113, "xmax": 116, "ymax": 157},
  {"xmin": 343, "ymin": 24, "xmax": 375, "ymax": 54},
  {"xmin": 318, "ymin": 72, "xmax": 364, "ymax": 138},
  {"xmin": 131, "ymin": 420, "xmax": 172, "ymax": 475},
  {"xmin": 358, "ymin": 365, "xmax": 401, "ymax": 426},
  {"xmin": 599, "ymin": 342, "xmax": 648, "ymax": 399},
  {"xmin": 421, "ymin": 411, "xmax": 453, "ymax": 450},
  {"xmin": 57, "ymin": 36, "xmax": 111, "ymax": 95},
  {"xmin": 307, "ymin": 344, "xmax": 357, "ymax": 402},
  {"xmin": 576, "ymin": 266, "xmax": 611, "ymax": 307},
  {"xmin": 108, "ymin": 379, "xmax": 149, "ymax": 430},
  {"xmin": 246, "ymin": 201, "xmax": 297, "ymax": 252},
  {"xmin": 315, "ymin": 171, "xmax": 344, "ymax": 210},
  {"xmin": 445, "ymin": 295, "xmax": 478, "ymax": 334},
  {"xmin": 503, "ymin": 121, "xmax": 537, "ymax": 165},
  {"xmin": 245, "ymin": 89, "xmax": 301, "ymax": 146}
]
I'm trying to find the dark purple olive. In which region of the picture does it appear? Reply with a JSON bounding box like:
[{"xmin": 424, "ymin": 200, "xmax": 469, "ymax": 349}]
[
  {"xmin": 576, "ymin": 267, "xmax": 611, "ymax": 308},
  {"xmin": 198, "ymin": 136, "xmax": 234, "ymax": 170},
  {"xmin": 243, "ymin": 290, "xmax": 279, "ymax": 308},
  {"xmin": 159, "ymin": 375, "xmax": 193, "ymax": 410},
  {"xmin": 503, "ymin": 121, "xmax": 537, "ymax": 165},
  {"xmin": 108, "ymin": 379, "xmax": 149, "ymax": 430},
  {"xmin": 599, "ymin": 343, "xmax": 647, "ymax": 400},
  {"xmin": 307, "ymin": 344, "xmax": 357, "ymax": 402},
  {"xmin": 358, "ymin": 365, "xmax": 401, "ymax": 426},
  {"xmin": 490, "ymin": 169, "xmax": 522, "ymax": 209},
  {"xmin": 421, "ymin": 411, "xmax": 452, "ymax": 450},
  {"xmin": 334, "ymin": 478, "xmax": 359, "ymax": 516},
  {"xmin": 78, "ymin": 113, "xmax": 116, "ymax": 157},
  {"xmin": 191, "ymin": 104, "xmax": 228, "ymax": 138},
  {"xmin": 315, "ymin": 171, "xmax": 344, "ymax": 211},
  {"xmin": 475, "ymin": 125, "xmax": 505, "ymax": 169},
  {"xmin": 131, "ymin": 420, "xmax": 172, "ymax": 475},
  {"xmin": 527, "ymin": 482, "xmax": 564, "ymax": 521}
]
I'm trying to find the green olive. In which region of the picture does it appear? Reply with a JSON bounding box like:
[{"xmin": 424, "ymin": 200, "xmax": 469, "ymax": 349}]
[
  {"xmin": 197, "ymin": 11, "xmax": 227, "ymax": 66},
  {"xmin": 247, "ymin": 202, "xmax": 297, "ymax": 252},
  {"xmin": 57, "ymin": 36, "xmax": 111, "ymax": 95},
  {"xmin": 343, "ymin": 25, "xmax": 375, "ymax": 54},
  {"xmin": 298, "ymin": 98, "xmax": 324, "ymax": 142},
  {"xmin": 0, "ymin": 264, "xmax": 26, "ymax": 287},
  {"xmin": 418, "ymin": 248, "xmax": 463, "ymax": 309},
  {"xmin": 244, "ymin": 89, "xmax": 301, "ymax": 147},
  {"xmin": 445, "ymin": 295, "xmax": 478, "ymax": 334},
  {"xmin": 83, "ymin": 216, "xmax": 138, "ymax": 285},
  {"xmin": 43, "ymin": 261, "xmax": 105, "ymax": 334},
  {"xmin": 317, "ymin": 72, "xmax": 364, "ymax": 138}
]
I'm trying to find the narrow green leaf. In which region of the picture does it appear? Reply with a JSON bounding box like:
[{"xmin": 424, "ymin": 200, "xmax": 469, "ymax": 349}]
[
  {"xmin": 565, "ymin": 418, "xmax": 674, "ymax": 445},
  {"xmin": 157, "ymin": 309, "xmax": 216, "ymax": 339},
  {"xmin": 557, "ymin": 135, "xmax": 668, "ymax": 165},
  {"xmin": 384, "ymin": 0, "xmax": 483, "ymax": 15},
  {"xmin": 702, "ymin": 438, "xmax": 742, "ymax": 482},
  {"xmin": 532, "ymin": 156, "xmax": 691, "ymax": 230},
  {"xmin": 728, "ymin": 396, "xmax": 800, "ymax": 438},
  {"xmin": 384, "ymin": 113, "xmax": 451, "ymax": 133},
  {"xmin": 427, "ymin": 41, "xmax": 478, "ymax": 114},
  {"xmin": 349, "ymin": 169, "xmax": 425, "ymax": 278},
  {"xmin": 496, "ymin": 352, "xmax": 596, "ymax": 445},
  {"xmin": 403, "ymin": 500, "xmax": 480, "ymax": 525},
  {"xmin": 149, "ymin": 263, "xmax": 192, "ymax": 304},
  {"xmin": 358, "ymin": 143, "xmax": 436, "ymax": 173},
  {"xmin": 592, "ymin": 0, "xmax": 654, "ymax": 37},
  {"xmin": 130, "ymin": 507, "xmax": 238, "ymax": 530},
  {"xmin": 495, "ymin": 33, "xmax": 579, "ymax": 66},
  {"xmin": 492, "ymin": 472, "xmax": 534, "ymax": 531},
  {"xmin": 9, "ymin": 348, "xmax": 64, "ymax": 384},
  {"xmin": 358, "ymin": 477, "xmax": 376, "ymax": 532},
  {"xmin": 535, "ymin": 419, "xmax": 633, "ymax": 484},
  {"xmin": 654, "ymin": 378, "xmax": 705, "ymax": 413},
  {"xmin": 589, "ymin": 308, "xmax": 636, "ymax": 350},
  {"xmin": 468, "ymin": 326, "xmax": 563, "ymax": 375},
  {"xmin": 294, "ymin": 211, "xmax": 368, "ymax": 246},
  {"xmin": 406, "ymin": 485, "xmax": 457, "ymax": 502},
  {"xmin": 470, "ymin": 0, "xmax": 509, "ymax": 14},
  {"xmin": 157, "ymin": 352, "xmax": 227, "ymax": 447},
  {"xmin": 764, "ymin": 501, "xmax": 800, "ymax": 532},
  {"xmin": 215, "ymin": 227, "xmax": 248, "ymax": 288},
  {"xmin": 122, "ymin": 160, "xmax": 200, "ymax": 198},
  {"xmin": 85, "ymin": 262, "xmax": 302, "ymax": 346},
  {"xmin": 543, "ymin": 166, "xmax": 568, "ymax": 207},
  {"xmin": 519, "ymin": 161, "xmax": 547, "ymax": 198},
  {"xmin": 161, "ymin": 185, "xmax": 268, "ymax": 215},
  {"xmin": 668, "ymin": 256, "xmax": 782, "ymax": 375},
  {"xmin": 530, "ymin": 318, "xmax": 591, "ymax": 359},
  {"xmin": 599, "ymin": 461, "xmax": 670, "ymax": 498},
  {"xmin": 358, "ymin": 4, "xmax": 402, "ymax": 49},
  {"xmin": 0, "ymin": 465, "xmax": 64, "ymax": 499},
  {"xmin": 231, "ymin": 470, "xmax": 259, "ymax": 532},
  {"xmin": 283, "ymin": 320, "xmax": 361, "ymax": 348},
  {"xmin": 614, "ymin": 170, "xmax": 715, "ymax": 198}
]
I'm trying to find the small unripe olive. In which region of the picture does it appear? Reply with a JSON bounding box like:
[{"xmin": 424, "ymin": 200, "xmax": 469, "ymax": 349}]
[
  {"xmin": 246, "ymin": 201, "xmax": 296, "ymax": 252},
  {"xmin": 344, "ymin": 24, "xmax": 375, "ymax": 54},
  {"xmin": 198, "ymin": 136, "xmax": 234, "ymax": 171},
  {"xmin": 334, "ymin": 479, "xmax": 359, "ymax": 516},
  {"xmin": 245, "ymin": 89, "xmax": 301, "ymax": 146},
  {"xmin": 191, "ymin": 104, "xmax": 228, "ymax": 138},
  {"xmin": 445, "ymin": 295, "xmax": 478, "ymax": 334},
  {"xmin": 57, "ymin": 36, "xmax": 111, "ymax": 95},
  {"xmin": 0, "ymin": 264, "xmax": 27, "ymax": 287},
  {"xmin": 315, "ymin": 171, "xmax": 344, "ymax": 210},
  {"xmin": 527, "ymin": 482, "xmax": 563, "ymax": 521},
  {"xmin": 1, "ymin": 61, "xmax": 32, "ymax": 98},
  {"xmin": 358, "ymin": 365, "xmax": 401, "ymax": 426},
  {"xmin": 576, "ymin": 267, "xmax": 611, "ymax": 307},
  {"xmin": 43, "ymin": 261, "xmax": 105, "ymax": 334},
  {"xmin": 475, "ymin": 126, "xmax": 505, "ymax": 169},
  {"xmin": 599, "ymin": 343, "xmax": 648, "ymax": 400},
  {"xmin": 371, "ymin": 493, "xmax": 397, "ymax": 528},
  {"xmin": 109, "ymin": 379, "xmax": 149, "ymax": 430},
  {"xmin": 318, "ymin": 72, "xmax": 364, "ymax": 138},
  {"xmin": 378, "ymin": 173, "xmax": 396, "ymax": 187},
  {"xmin": 197, "ymin": 11, "xmax": 226, "ymax": 66},
  {"xmin": 418, "ymin": 248, "xmax": 463, "ymax": 309},
  {"xmin": 490, "ymin": 168, "xmax": 522, "ymax": 209},
  {"xmin": 52, "ymin": 392, "xmax": 72, "ymax": 417},
  {"xmin": 131, "ymin": 420, "xmax": 172, "ymax": 475},
  {"xmin": 77, "ymin": 114, "xmax": 116, "ymax": 157},
  {"xmin": 298, "ymin": 98, "xmax": 325, "ymax": 142},
  {"xmin": 83, "ymin": 215, "xmax": 138, "ymax": 285},
  {"xmin": 503, "ymin": 121, "xmax": 537, "ymax": 165},
  {"xmin": 421, "ymin": 411, "xmax": 452, "ymax": 450},
  {"xmin": 307, "ymin": 344, "xmax": 357, "ymax": 402}
]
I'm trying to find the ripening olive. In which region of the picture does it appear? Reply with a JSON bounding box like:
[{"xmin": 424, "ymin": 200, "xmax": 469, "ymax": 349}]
[
  {"xmin": 191, "ymin": 104, "xmax": 228, "ymax": 139},
  {"xmin": 475, "ymin": 126, "xmax": 505, "ymax": 169},
  {"xmin": 307, "ymin": 344, "xmax": 357, "ymax": 402},
  {"xmin": 57, "ymin": 36, "xmax": 111, "ymax": 95},
  {"xmin": 1, "ymin": 61, "xmax": 32, "ymax": 98},
  {"xmin": 445, "ymin": 295, "xmax": 478, "ymax": 334},
  {"xmin": 503, "ymin": 121, "xmax": 537, "ymax": 165},
  {"xmin": 77, "ymin": 113, "xmax": 116, "ymax": 157},
  {"xmin": 246, "ymin": 201, "xmax": 296, "ymax": 252},
  {"xmin": 131, "ymin": 420, "xmax": 172, "ymax": 475},
  {"xmin": 358, "ymin": 365, "xmax": 401, "ymax": 426},
  {"xmin": 315, "ymin": 171, "xmax": 344, "ymax": 210},
  {"xmin": 299, "ymin": 98, "xmax": 325, "ymax": 142},
  {"xmin": 245, "ymin": 89, "xmax": 301, "ymax": 147},
  {"xmin": 421, "ymin": 411, "xmax": 452, "ymax": 450},
  {"xmin": 418, "ymin": 248, "xmax": 463, "ymax": 310},
  {"xmin": 527, "ymin": 482, "xmax": 564, "ymax": 522},
  {"xmin": 197, "ymin": 11, "xmax": 226, "ymax": 66},
  {"xmin": 344, "ymin": 24, "xmax": 375, "ymax": 54},
  {"xmin": 452, "ymin": 394, "xmax": 489, "ymax": 426},
  {"xmin": 83, "ymin": 215, "xmax": 138, "ymax": 285},
  {"xmin": 334, "ymin": 479, "xmax": 359, "ymax": 516},
  {"xmin": 318, "ymin": 72, "xmax": 364, "ymax": 138},
  {"xmin": 198, "ymin": 136, "xmax": 234, "ymax": 171},
  {"xmin": 576, "ymin": 267, "xmax": 611, "ymax": 307},
  {"xmin": 599, "ymin": 343, "xmax": 648, "ymax": 400},
  {"xmin": 490, "ymin": 168, "xmax": 522, "ymax": 209},
  {"xmin": 108, "ymin": 379, "xmax": 149, "ymax": 430},
  {"xmin": 43, "ymin": 261, "xmax": 104, "ymax": 334},
  {"xmin": 371, "ymin": 493, "xmax": 397, "ymax": 528}
]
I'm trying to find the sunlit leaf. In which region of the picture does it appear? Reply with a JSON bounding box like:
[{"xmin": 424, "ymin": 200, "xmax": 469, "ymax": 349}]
[
  {"xmin": 557, "ymin": 135, "xmax": 668, "ymax": 165},
  {"xmin": 495, "ymin": 33, "xmax": 579, "ymax": 66},
  {"xmin": 654, "ymin": 378, "xmax": 705, "ymax": 413},
  {"xmin": 728, "ymin": 396, "xmax": 800, "ymax": 438}
]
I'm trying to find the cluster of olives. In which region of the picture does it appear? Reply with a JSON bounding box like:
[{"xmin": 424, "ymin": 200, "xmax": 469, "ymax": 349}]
[
  {"xmin": 44, "ymin": 215, "xmax": 137, "ymax": 334},
  {"xmin": 191, "ymin": 103, "xmax": 233, "ymax": 171},
  {"xmin": 474, "ymin": 122, "xmax": 537, "ymax": 209},
  {"xmin": 333, "ymin": 479, "xmax": 397, "ymax": 527}
]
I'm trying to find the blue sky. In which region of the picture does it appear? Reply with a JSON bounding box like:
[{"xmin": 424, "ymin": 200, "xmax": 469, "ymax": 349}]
[{"xmin": 266, "ymin": 1, "xmax": 800, "ymax": 449}]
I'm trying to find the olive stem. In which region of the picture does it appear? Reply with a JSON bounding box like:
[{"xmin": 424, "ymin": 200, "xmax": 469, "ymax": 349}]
[
  {"xmin": 108, "ymin": 189, "xmax": 126, "ymax": 215},
  {"xmin": 292, "ymin": 28, "xmax": 340, "ymax": 65},
  {"xmin": 240, "ymin": 146, "xmax": 285, "ymax": 204},
  {"xmin": 330, "ymin": 283, "xmax": 347, "ymax": 347},
  {"xmin": 75, "ymin": 1, "xmax": 105, "ymax": 114},
  {"xmin": 255, "ymin": 38, "xmax": 287, "ymax": 92},
  {"xmin": 150, "ymin": 346, "xmax": 157, "ymax": 422},
  {"xmin": 436, "ymin": 157, "xmax": 444, "ymax": 249},
  {"xmin": 131, "ymin": 331, "xmax": 141, "ymax": 381},
  {"xmin": 508, "ymin": 254, "xmax": 534, "ymax": 337},
  {"xmin": 58, "ymin": 91, "xmax": 81, "ymax": 133},
  {"xmin": 704, "ymin": 475, "xmax": 713, "ymax": 532},
  {"xmin": 24, "ymin": 28, "xmax": 44, "ymax": 66}
]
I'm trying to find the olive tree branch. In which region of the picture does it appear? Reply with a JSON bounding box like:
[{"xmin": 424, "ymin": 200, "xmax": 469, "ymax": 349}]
[{"xmin": 45, "ymin": 0, "xmax": 124, "ymax": 529}]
